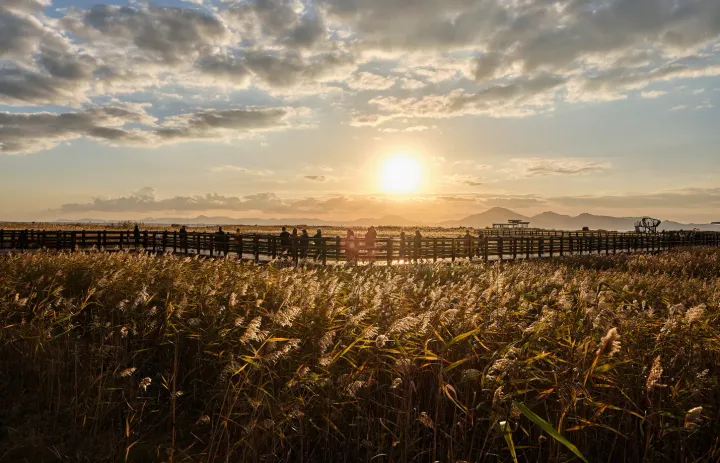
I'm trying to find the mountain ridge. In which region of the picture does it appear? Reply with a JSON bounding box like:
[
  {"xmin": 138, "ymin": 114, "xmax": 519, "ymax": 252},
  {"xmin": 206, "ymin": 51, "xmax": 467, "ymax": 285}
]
[{"xmin": 51, "ymin": 209, "xmax": 720, "ymax": 231}]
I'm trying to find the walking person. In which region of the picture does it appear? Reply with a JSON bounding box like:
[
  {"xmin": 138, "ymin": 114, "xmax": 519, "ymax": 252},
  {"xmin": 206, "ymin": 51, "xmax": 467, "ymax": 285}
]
[
  {"xmin": 365, "ymin": 226, "xmax": 377, "ymax": 263},
  {"xmin": 313, "ymin": 229, "xmax": 324, "ymax": 261},
  {"xmin": 279, "ymin": 227, "xmax": 291, "ymax": 258},
  {"xmin": 179, "ymin": 226, "xmax": 188, "ymax": 252},
  {"xmin": 133, "ymin": 224, "xmax": 141, "ymax": 250},
  {"xmin": 464, "ymin": 230, "xmax": 472, "ymax": 259},
  {"xmin": 476, "ymin": 230, "xmax": 485, "ymax": 258},
  {"xmin": 214, "ymin": 226, "xmax": 226, "ymax": 256},
  {"xmin": 413, "ymin": 230, "xmax": 422, "ymax": 262},
  {"xmin": 234, "ymin": 228, "xmax": 243, "ymax": 258}
]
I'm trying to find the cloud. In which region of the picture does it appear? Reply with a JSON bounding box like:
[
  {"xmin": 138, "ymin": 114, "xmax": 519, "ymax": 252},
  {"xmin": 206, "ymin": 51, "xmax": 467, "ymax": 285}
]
[
  {"xmin": 670, "ymin": 105, "xmax": 688, "ymax": 111},
  {"xmin": 443, "ymin": 174, "xmax": 484, "ymax": 187},
  {"xmin": 509, "ymin": 158, "xmax": 612, "ymax": 177},
  {"xmin": 1, "ymin": 0, "xmax": 720, "ymax": 151},
  {"xmin": 353, "ymin": 74, "xmax": 568, "ymax": 125},
  {"xmin": 0, "ymin": 105, "xmax": 308, "ymax": 154},
  {"xmin": 210, "ymin": 165, "xmax": 273, "ymax": 176},
  {"xmin": 641, "ymin": 90, "xmax": 667, "ymax": 99},
  {"xmin": 347, "ymin": 71, "xmax": 396, "ymax": 90},
  {"xmin": 303, "ymin": 175, "xmax": 329, "ymax": 182}
]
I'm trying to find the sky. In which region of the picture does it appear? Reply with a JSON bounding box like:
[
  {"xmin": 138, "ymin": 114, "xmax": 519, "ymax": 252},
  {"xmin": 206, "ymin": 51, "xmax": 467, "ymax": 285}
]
[{"xmin": 1, "ymin": 0, "xmax": 720, "ymax": 224}]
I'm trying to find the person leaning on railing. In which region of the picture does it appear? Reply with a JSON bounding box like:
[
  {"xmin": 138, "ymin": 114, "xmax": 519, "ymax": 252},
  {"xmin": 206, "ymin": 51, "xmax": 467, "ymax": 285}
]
[{"xmin": 313, "ymin": 229, "xmax": 323, "ymax": 261}]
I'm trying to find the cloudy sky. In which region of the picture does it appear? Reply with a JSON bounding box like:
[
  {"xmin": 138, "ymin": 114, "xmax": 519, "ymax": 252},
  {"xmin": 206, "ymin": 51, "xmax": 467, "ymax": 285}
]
[{"xmin": 1, "ymin": 0, "xmax": 719, "ymax": 223}]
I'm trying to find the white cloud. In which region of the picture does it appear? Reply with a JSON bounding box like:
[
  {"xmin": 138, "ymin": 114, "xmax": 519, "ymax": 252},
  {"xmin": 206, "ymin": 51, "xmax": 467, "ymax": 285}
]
[
  {"xmin": 210, "ymin": 165, "xmax": 273, "ymax": 176},
  {"xmin": 347, "ymin": 71, "xmax": 396, "ymax": 90},
  {"xmin": 640, "ymin": 91, "xmax": 667, "ymax": 99}
]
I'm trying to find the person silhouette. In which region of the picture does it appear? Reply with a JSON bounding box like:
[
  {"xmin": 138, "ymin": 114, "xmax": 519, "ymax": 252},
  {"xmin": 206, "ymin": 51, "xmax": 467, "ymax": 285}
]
[
  {"xmin": 279, "ymin": 227, "xmax": 291, "ymax": 258},
  {"xmin": 133, "ymin": 224, "xmax": 141, "ymax": 249},
  {"xmin": 413, "ymin": 230, "xmax": 422, "ymax": 262},
  {"xmin": 300, "ymin": 229, "xmax": 310, "ymax": 259},
  {"xmin": 313, "ymin": 229, "xmax": 323, "ymax": 261},
  {"xmin": 179, "ymin": 225, "xmax": 188, "ymax": 252},
  {"xmin": 213, "ymin": 227, "xmax": 226, "ymax": 255}
]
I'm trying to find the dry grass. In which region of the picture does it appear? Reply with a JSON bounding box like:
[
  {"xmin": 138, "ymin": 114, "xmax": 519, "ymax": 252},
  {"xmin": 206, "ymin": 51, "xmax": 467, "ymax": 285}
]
[{"xmin": 1, "ymin": 249, "xmax": 719, "ymax": 462}]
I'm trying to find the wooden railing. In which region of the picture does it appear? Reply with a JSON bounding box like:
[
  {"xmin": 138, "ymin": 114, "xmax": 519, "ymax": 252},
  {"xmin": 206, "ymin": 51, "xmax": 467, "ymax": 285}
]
[{"xmin": 1, "ymin": 229, "xmax": 719, "ymax": 264}]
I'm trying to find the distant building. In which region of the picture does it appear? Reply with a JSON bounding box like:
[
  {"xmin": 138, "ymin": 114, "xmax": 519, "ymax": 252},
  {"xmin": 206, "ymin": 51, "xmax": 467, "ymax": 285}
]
[{"xmin": 493, "ymin": 219, "xmax": 530, "ymax": 229}]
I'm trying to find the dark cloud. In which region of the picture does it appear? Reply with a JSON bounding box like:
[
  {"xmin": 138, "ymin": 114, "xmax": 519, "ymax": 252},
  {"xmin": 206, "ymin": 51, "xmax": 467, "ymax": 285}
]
[
  {"xmin": 0, "ymin": 105, "xmax": 306, "ymax": 154},
  {"xmin": 304, "ymin": 175, "xmax": 328, "ymax": 182},
  {"xmin": 62, "ymin": 5, "xmax": 229, "ymax": 66},
  {"xmin": 510, "ymin": 158, "xmax": 612, "ymax": 177}
]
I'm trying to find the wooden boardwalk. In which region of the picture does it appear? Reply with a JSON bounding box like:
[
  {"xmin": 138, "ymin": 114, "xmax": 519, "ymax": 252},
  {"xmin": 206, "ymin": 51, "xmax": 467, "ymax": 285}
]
[{"xmin": 2, "ymin": 229, "xmax": 719, "ymax": 264}]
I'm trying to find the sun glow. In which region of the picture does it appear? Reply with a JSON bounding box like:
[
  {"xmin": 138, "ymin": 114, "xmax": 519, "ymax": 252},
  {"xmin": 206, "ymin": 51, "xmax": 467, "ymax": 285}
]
[{"xmin": 380, "ymin": 154, "xmax": 422, "ymax": 193}]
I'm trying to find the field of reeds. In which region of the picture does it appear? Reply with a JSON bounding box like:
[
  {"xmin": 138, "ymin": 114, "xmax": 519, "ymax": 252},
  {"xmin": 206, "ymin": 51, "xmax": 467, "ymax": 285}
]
[{"xmin": 1, "ymin": 249, "xmax": 719, "ymax": 462}]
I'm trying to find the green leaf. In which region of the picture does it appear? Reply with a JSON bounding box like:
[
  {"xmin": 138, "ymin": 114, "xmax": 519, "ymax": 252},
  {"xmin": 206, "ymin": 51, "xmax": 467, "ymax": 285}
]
[
  {"xmin": 447, "ymin": 328, "xmax": 481, "ymax": 347},
  {"xmin": 513, "ymin": 401, "xmax": 589, "ymax": 463},
  {"xmin": 498, "ymin": 421, "xmax": 518, "ymax": 463}
]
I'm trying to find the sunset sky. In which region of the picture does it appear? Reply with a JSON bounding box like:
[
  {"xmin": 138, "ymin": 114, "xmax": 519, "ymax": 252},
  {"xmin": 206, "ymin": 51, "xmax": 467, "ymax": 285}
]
[{"xmin": 1, "ymin": 0, "xmax": 719, "ymax": 223}]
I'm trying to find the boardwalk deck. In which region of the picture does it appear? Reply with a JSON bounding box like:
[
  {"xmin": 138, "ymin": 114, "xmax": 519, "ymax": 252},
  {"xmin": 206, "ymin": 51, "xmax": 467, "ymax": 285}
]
[{"xmin": 1, "ymin": 229, "xmax": 718, "ymax": 264}]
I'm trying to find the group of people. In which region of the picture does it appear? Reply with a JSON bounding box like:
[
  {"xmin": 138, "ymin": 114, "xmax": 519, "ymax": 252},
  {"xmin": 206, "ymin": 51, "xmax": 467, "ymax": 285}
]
[
  {"xmin": 129, "ymin": 224, "xmax": 486, "ymax": 263},
  {"xmin": 278, "ymin": 227, "xmax": 324, "ymax": 260}
]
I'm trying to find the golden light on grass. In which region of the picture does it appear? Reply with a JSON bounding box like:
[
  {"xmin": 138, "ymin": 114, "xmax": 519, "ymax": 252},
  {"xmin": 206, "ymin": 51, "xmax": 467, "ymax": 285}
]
[{"xmin": 380, "ymin": 153, "xmax": 422, "ymax": 193}]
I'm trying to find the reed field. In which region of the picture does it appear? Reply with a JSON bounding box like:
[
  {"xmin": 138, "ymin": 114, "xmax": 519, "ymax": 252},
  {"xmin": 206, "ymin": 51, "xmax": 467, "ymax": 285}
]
[{"xmin": 1, "ymin": 249, "xmax": 719, "ymax": 462}]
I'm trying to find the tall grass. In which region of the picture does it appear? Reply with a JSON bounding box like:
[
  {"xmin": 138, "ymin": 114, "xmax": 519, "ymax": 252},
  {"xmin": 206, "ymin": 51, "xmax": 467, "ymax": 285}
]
[{"xmin": 1, "ymin": 249, "xmax": 719, "ymax": 462}]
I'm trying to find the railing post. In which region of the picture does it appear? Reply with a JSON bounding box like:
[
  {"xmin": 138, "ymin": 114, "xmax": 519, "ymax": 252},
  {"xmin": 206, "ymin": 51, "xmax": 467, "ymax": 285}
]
[
  {"xmin": 321, "ymin": 238, "xmax": 327, "ymax": 265},
  {"xmin": 483, "ymin": 237, "xmax": 489, "ymax": 262},
  {"xmin": 71, "ymin": 231, "xmax": 77, "ymax": 251},
  {"xmin": 513, "ymin": 237, "xmax": 517, "ymax": 260},
  {"xmin": 451, "ymin": 239, "xmax": 456, "ymax": 262},
  {"xmin": 498, "ymin": 237, "xmax": 503, "ymax": 261},
  {"xmin": 525, "ymin": 237, "xmax": 530, "ymax": 259},
  {"xmin": 119, "ymin": 231, "xmax": 123, "ymax": 250},
  {"xmin": 335, "ymin": 236, "xmax": 341, "ymax": 263},
  {"xmin": 293, "ymin": 236, "xmax": 299, "ymax": 266},
  {"xmin": 387, "ymin": 238, "xmax": 393, "ymax": 266},
  {"xmin": 538, "ymin": 237, "xmax": 544, "ymax": 258},
  {"xmin": 172, "ymin": 231, "xmax": 177, "ymax": 253},
  {"xmin": 559, "ymin": 236, "xmax": 564, "ymax": 256},
  {"xmin": 254, "ymin": 236, "xmax": 260, "ymax": 263},
  {"xmin": 433, "ymin": 238, "xmax": 438, "ymax": 262},
  {"xmin": 549, "ymin": 237, "xmax": 553, "ymax": 258}
]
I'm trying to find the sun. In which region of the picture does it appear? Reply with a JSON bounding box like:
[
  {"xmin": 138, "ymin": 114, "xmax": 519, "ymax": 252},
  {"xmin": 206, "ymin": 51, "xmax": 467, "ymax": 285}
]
[{"xmin": 380, "ymin": 154, "xmax": 422, "ymax": 193}]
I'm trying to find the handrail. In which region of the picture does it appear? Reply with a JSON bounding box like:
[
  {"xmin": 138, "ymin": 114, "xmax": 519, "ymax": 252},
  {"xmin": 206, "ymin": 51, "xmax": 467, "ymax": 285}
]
[{"xmin": 1, "ymin": 228, "xmax": 719, "ymax": 265}]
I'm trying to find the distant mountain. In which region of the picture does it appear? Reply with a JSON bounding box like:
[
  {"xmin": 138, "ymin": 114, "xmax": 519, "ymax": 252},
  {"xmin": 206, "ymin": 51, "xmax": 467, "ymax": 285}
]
[
  {"xmin": 53, "ymin": 215, "xmax": 420, "ymax": 227},
  {"xmin": 439, "ymin": 207, "xmax": 530, "ymax": 228},
  {"xmin": 52, "ymin": 210, "xmax": 720, "ymax": 231},
  {"xmin": 443, "ymin": 209, "xmax": 720, "ymax": 232}
]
